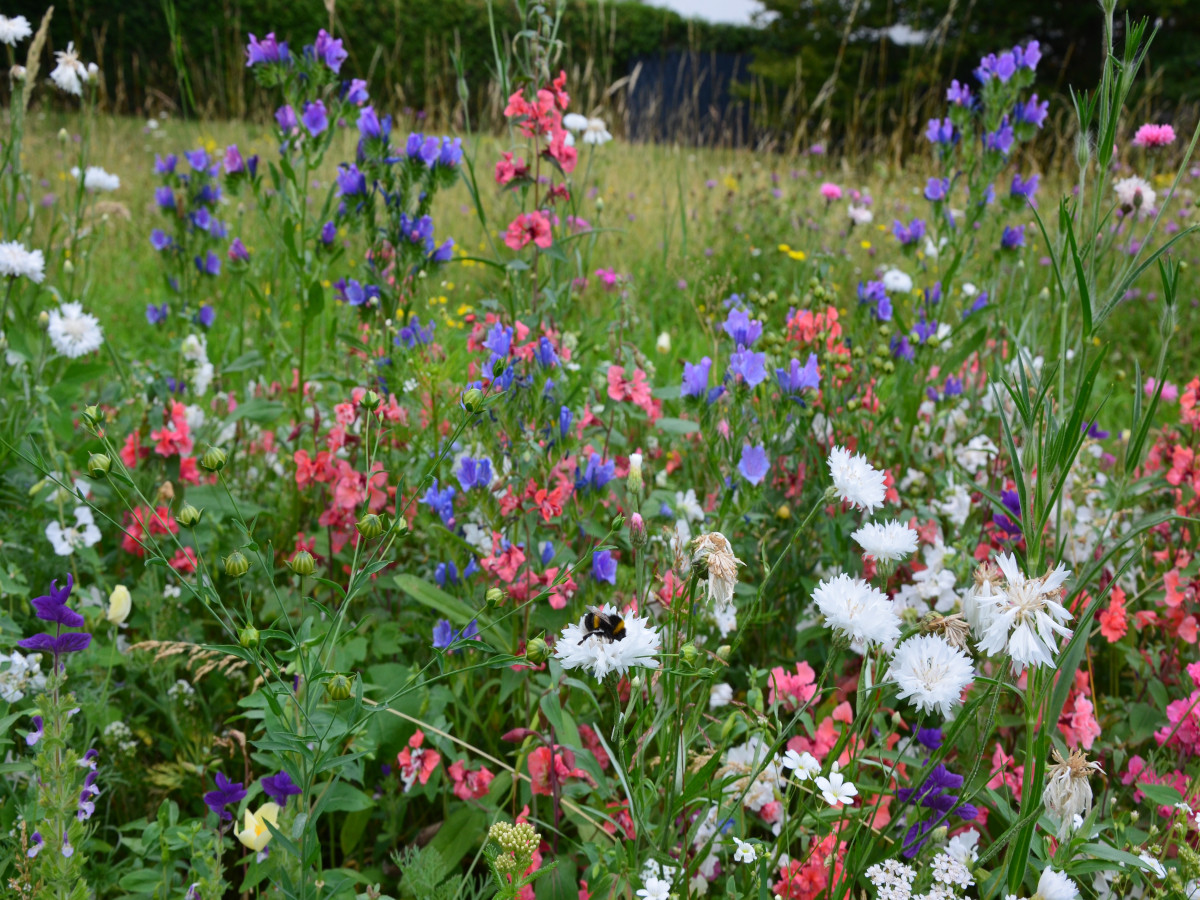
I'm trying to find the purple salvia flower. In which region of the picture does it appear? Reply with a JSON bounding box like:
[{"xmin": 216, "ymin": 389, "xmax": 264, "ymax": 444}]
[
  {"xmin": 1001, "ymin": 225, "xmax": 1025, "ymax": 250},
  {"xmin": 27, "ymin": 832, "xmax": 43, "ymax": 858},
  {"xmin": 1014, "ymin": 95, "xmax": 1049, "ymax": 129},
  {"xmin": 223, "ymin": 145, "xmax": 245, "ymax": 175},
  {"xmin": 195, "ymin": 305, "xmax": 216, "ymax": 329},
  {"xmin": 320, "ymin": 221, "xmax": 337, "ymax": 245},
  {"xmin": 924, "ymin": 117, "xmax": 955, "ymax": 144},
  {"xmin": 154, "ymin": 186, "xmax": 175, "ymax": 209},
  {"xmin": 26, "ymin": 716, "xmax": 43, "ymax": 746},
  {"xmin": 344, "ymin": 78, "xmax": 369, "ymax": 105},
  {"xmin": 924, "ymin": 177, "xmax": 950, "ymax": 202},
  {"xmin": 946, "ymin": 80, "xmax": 971, "ymax": 106},
  {"xmin": 194, "ymin": 251, "xmax": 221, "ymax": 276},
  {"xmin": 184, "ymin": 148, "xmax": 208, "ymax": 171},
  {"xmin": 149, "ymin": 229, "xmax": 172, "ymax": 251},
  {"xmin": 984, "ymin": 118, "xmax": 1015, "ymax": 155},
  {"xmin": 357, "ymin": 106, "xmax": 382, "ymax": 140},
  {"xmin": 336, "ymin": 163, "xmax": 367, "ymax": 197},
  {"xmin": 1011, "ymin": 172, "xmax": 1039, "ymax": 200},
  {"xmin": 591, "ymin": 549, "xmax": 617, "ymax": 585},
  {"xmin": 154, "ymin": 153, "xmax": 177, "ymax": 174}
]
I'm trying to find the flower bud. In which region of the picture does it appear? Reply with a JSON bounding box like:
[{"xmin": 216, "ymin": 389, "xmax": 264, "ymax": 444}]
[
  {"xmin": 222, "ymin": 550, "xmax": 251, "ymax": 578},
  {"xmin": 486, "ymin": 587, "xmax": 506, "ymax": 609},
  {"xmin": 239, "ymin": 624, "xmax": 260, "ymax": 648},
  {"xmin": 775, "ymin": 503, "xmax": 791, "ymax": 520},
  {"xmin": 656, "ymin": 332, "xmax": 671, "ymax": 353},
  {"xmin": 10, "ymin": 65, "xmax": 26, "ymax": 82},
  {"xmin": 86, "ymin": 453, "xmax": 112, "ymax": 478},
  {"xmin": 62, "ymin": 259, "xmax": 74, "ymax": 275},
  {"xmin": 501, "ymin": 727, "xmax": 538, "ymax": 743},
  {"xmin": 38, "ymin": 310, "xmax": 49, "ymax": 328},
  {"xmin": 595, "ymin": 197, "xmax": 604, "ymax": 211},
  {"xmin": 462, "ymin": 387, "xmax": 484, "ymax": 414},
  {"xmin": 716, "ymin": 644, "xmax": 732, "ymax": 661},
  {"xmin": 630, "ymin": 512, "xmax": 647, "ymax": 548},
  {"xmin": 289, "ymin": 549, "xmax": 316, "ymax": 576},
  {"xmin": 106, "ymin": 585, "xmax": 132, "ymax": 626},
  {"xmin": 177, "ymin": 504, "xmax": 203, "ymax": 527},
  {"xmin": 199, "ymin": 445, "xmax": 227, "ymax": 472},
  {"xmin": 58, "ymin": 127, "xmax": 69, "ymax": 143},
  {"xmin": 627, "ymin": 452, "xmax": 643, "ymax": 494},
  {"xmin": 82, "ymin": 404, "xmax": 101, "ymax": 426},
  {"xmin": 355, "ymin": 513, "xmax": 385, "ymax": 539},
  {"xmin": 86, "ymin": 62, "xmax": 99, "ymax": 79},
  {"xmin": 680, "ymin": 642, "xmax": 699, "ymax": 667},
  {"xmin": 525, "ymin": 636, "xmax": 550, "ymax": 665},
  {"xmin": 610, "ymin": 513, "xmax": 625, "ymax": 532},
  {"xmin": 360, "ymin": 390, "xmax": 381, "ymax": 412},
  {"xmin": 324, "ymin": 673, "xmax": 354, "ymax": 702}
]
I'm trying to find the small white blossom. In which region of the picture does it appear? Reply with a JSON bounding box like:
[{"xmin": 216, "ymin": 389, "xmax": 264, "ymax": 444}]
[
  {"xmin": 635, "ymin": 876, "xmax": 671, "ymax": 900},
  {"xmin": 691, "ymin": 531, "xmax": 743, "ymax": 609},
  {"xmin": 1034, "ymin": 868, "xmax": 1080, "ymax": 900},
  {"xmin": 931, "ymin": 851, "xmax": 973, "ymax": 888},
  {"xmin": 582, "ymin": 118, "xmax": 612, "ymax": 145},
  {"xmin": 848, "ymin": 203, "xmax": 873, "ymax": 226},
  {"xmin": 852, "ymin": 519, "xmax": 918, "ymax": 562},
  {"xmin": 71, "ymin": 165, "xmax": 120, "ymax": 192},
  {"xmin": 0, "ymin": 14, "xmax": 32, "ymax": 45},
  {"xmin": 882, "ymin": 268, "xmax": 913, "ymax": 293},
  {"xmin": 709, "ymin": 683, "xmax": 733, "ymax": 708},
  {"xmin": 51, "ymin": 42, "xmax": 89, "ymax": 95},
  {"xmin": 782, "ymin": 749, "xmax": 821, "ymax": 781},
  {"xmin": 731, "ymin": 837, "xmax": 757, "ymax": 863},
  {"xmin": 814, "ymin": 770, "xmax": 857, "ymax": 807},
  {"xmin": 45, "ymin": 506, "xmax": 102, "ymax": 556}
]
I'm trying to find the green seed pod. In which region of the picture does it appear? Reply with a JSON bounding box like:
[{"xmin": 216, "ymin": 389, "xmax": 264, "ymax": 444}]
[
  {"xmin": 355, "ymin": 513, "xmax": 385, "ymax": 539},
  {"xmin": 289, "ymin": 549, "xmax": 316, "ymax": 576},
  {"xmin": 87, "ymin": 453, "xmax": 112, "ymax": 478},
  {"xmin": 360, "ymin": 390, "xmax": 381, "ymax": 412},
  {"xmin": 680, "ymin": 642, "xmax": 699, "ymax": 667},
  {"xmin": 223, "ymin": 550, "xmax": 251, "ymax": 578},
  {"xmin": 199, "ymin": 446, "xmax": 227, "ymax": 472},
  {"xmin": 525, "ymin": 637, "xmax": 550, "ymax": 665},
  {"xmin": 462, "ymin": 387, "xmax": 485, "ymax": 414},
  {"xmin": 239, "ymin": 625, "xmax": 260, "ymax": 649},
  {"xmin": 325, "ymin": 673, "xmax": 354, "ymax": 702},
  {"xmin": 486, "ymin": 587, "xmax": 506, "ymax": 609},
  {"xmin": 177, "ymin": 504, "xmax": 203, "ymax": 528}
]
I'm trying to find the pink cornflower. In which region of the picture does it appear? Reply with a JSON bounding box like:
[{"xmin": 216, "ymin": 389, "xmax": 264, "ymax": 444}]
[
  {"xmin": 819, "ymin": 182, "xmax": 842, "ymax": 201},
  {"xmin": 505, "ymin": 211, "xmax": 553, "ymax": 251},
  {"xmin": 1133, "ymin": 123, "xmax": 1177, "ymax": 148}
]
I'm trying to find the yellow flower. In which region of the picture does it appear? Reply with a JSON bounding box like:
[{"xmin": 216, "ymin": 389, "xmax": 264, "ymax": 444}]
[
  {"xmin": 236, "ymin": 803, "xmax": 281, "ymax": 852},
  {"xmin": 788, "ymin": 250, "xmax": 806, "ymax": 261},
  {"xmin": 778, "ymin": 243, "xmax": 792, "ymax": 253},
  {"xmin": 860, "ymin": 241, "xmax": 871, "ymax": 250},
  {"xmin": 106, "ymin": 585, "xmax": 132, "ymax": 626}
]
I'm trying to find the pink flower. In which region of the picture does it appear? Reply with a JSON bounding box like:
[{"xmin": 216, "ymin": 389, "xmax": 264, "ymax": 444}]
[
  {"xmin": 447, "ymin": 759, "xmax": 495, "ymax": 800},
  {"xmin": 505, "ymin": 211, "xmax": 553, "ymax": 251},
  {"xmin": 819, "ymin": 182, "xmax": 842, "ymax": 201},
  {"xmin": 768, "ymin": 661, "xmax": 817, "ymax": 711},
  {"xmin": 1133, "ymin": 123, "xmax": 1177, "ymax": 148},
  {"xmin": 396, "ymin": 730, "xmax": 441, "ymax": 791},
  {"xmin": 1144, "ymin": 376, "xmax": 1179, "ymax": 402}
]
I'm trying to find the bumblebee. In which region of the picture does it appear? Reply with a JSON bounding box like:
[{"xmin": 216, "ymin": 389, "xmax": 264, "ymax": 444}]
[{"xmin": 579, "ymin": 607, "xmax": 626, "ymax": 644}]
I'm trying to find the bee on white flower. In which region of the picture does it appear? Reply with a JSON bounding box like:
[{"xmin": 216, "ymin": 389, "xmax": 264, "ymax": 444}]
[{"xmin": 554, "ymin": 604, "xmax": 661, "ymax": 680}]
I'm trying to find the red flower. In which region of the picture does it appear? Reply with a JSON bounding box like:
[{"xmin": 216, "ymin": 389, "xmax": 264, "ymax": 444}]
[
  {"xmin": 505, "ymin": 211, "xmax": 553, "ymax": 251},
  {"xmin": 397, "ymin": 730, "xmax": 441, "ymax": 792},
  {"xmin": 447, "ymin": 759, "xmax": 495, "ymax": 800}
]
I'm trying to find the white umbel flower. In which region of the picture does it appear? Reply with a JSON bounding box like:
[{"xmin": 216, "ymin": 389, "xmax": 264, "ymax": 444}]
[
  {"xmin": 691, "ymin": 532, "xmax": 743, "ymax": 609},
  {"xmin": 71, "ymin": 166, "xmax": 120, "ymax": 192},
  {"xmin": 47, "ymin": 301, "xmax": 104, "ymax": 358},
  {"xmin": 812, "ymin": 572, "xmax": 901, "ymax": 649},
  {"xmin": 45, "ymin": 506, "xmax": 102, "ymax": 556},
  {"xmin": 582, "ymin": 118, "xmax": 612, "ymax": 145},
  {"xmin": 827, "ymin": 445, "xmax": 887, "ymax": 513},
  {"xmin": 0, "ymin": 15, "xmax": 32, "ymax": 46},
  {"xmin": 852, "ymin": 519, "xmax": 918, "ymax": 562},
  {"xmin": 51, "ymin": 42, "xmax": 89, "ymax": 95},
  {"xmin": 976, "ymin": 553, "xmax": 1072, "ymax": 670},
  {"xmin": 1033, "ymin": 868, "xmax": 1080, "ymax": 900},
  {"xmin": 554, "ymin": 604, "xmax": 661, "ymax": 680},
  {"xmin": 814, "ymin": 770, "xmax": 857, "ymax": 807},
  {"xmin": 887, "ymin": 633, "xmax": 975, "ymax": 718},
  {"xmin": 931, "ymin": 851, "xmax": 973, "ymax": 888},
  {"xmin": 0, "ymin": 241, "xmax": 46, "ymax": 282}
]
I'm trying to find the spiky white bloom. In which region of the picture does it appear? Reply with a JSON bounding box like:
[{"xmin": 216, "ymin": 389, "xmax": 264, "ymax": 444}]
[
  {"xmin": 47, "ymin": 301, "xmax": 104, "ymax": 358},
  {"xmin": 731, "ymin": 837, "xmax": 757, "ymax": 863},
  {"xmin": 70, "ymin": 166, "xmax": 120, "ymax": 192},
  {"xmin": 852, "ymin": 519, "xmax": 918, "ymax": 562},
  {"xmin": 827, "ymin": 445, "xmax": 887, "ymax": 513},
  {"xmin": 50, "ymin": 42, "xmax": 89, "ymax": 95},
  {"xmin": 675, "ymin": 488, "xmax": 706, "ymax": 522},
  {"xmin": 976, "ymin": 553, "xmax": 1072, "ymax": 670},
  {"xmin": 554, "ymin": 604, "xmax": 661, "ymax": 680},
  {"xmin": 45, "ymin": 506, "xmax": 102, "ymax": 556},
  {"xmin": 814, "ymin": 770, "xmax": 857, "ymax": 806},
  {"xmin": 812, "ymin": 572, "xmax": 901, "ymax": 649},
  {"xmin": 562, "ymin": 113, "xmax": 589, "ymax": 131},
  {"xmin": 961, "ymin": 560, "xmax": 1003, "ymax": 632},
  {"xmin": 582, "ymin": 118, "xmax": 612, "ymax": 145},
  {"xmin": 1034, "ymin": 868, "xmax": 1080, "ymax": 900},
  {"xmin": 1114, "ymin": 175, "xmax": 1155, "ymax": 215},
  {"xmin": 882, "ymin": 268, "xmax": 913, "ymax": 293},
  {"xmin": 931, "ymin": 851, "xmax": 973, "ymax": 888},
  {"xmin": 635, "ymin": 876, "xmax": 671, "ymax": 900},
  {"xmin": 781, "ymin": 749, "xmax": 821, "ymax": 781},
  {"xmin": 0, "ymin": 14, "xmax": 32, "ymax": 45},
  {"xmin": 691, "ymin": 532, "xmax": 743, "ymax": 609},
  {"xmin": 887, "ymin": 633, "xmax": 975, "ymax": 718},
  {"xmin": 0, "ymin": 241, "xmax": 46, "ymax": 282},
  {"xmin": 848, "ymin": 203, "xmax": 873, "ymax": 226}
]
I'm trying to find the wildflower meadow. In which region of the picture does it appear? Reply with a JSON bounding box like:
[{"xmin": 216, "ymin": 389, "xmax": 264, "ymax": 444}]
[{"xmin": 3, "ymin": 2, "xmax": 1200, "ymax": 899}]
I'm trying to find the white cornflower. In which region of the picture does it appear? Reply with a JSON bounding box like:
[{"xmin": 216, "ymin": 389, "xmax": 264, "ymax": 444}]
[
  {"xmin": 562, "ymin": 113, "xmax": 589, "ymax": 132},
  {"xmin": 887, "ymin": 633, "xmax": 975, "ymax": 718},
  {"xmin": 70, "ymin": 166, "xmax": 120, "ymax": 192},
  {"xmin": 781, "ymin": 749, "xmax": 821, "ymax": 781},
  {"xmin": 554, "ymin": 604, "xmax": 661, "ymax": 680},
  {"xmin": 827, "ymin": 445, "xmax": 887, "ymax": 513},
  {"xmin": 45, "ymin": 506, "xmax": 102, "ymax": 556},
  {"xmin": 50, "ymin": 42, "xmax": 89, "ymax": 95},
  {"xmin": 1114, "ymin": 175, "xmax": 1155, "ymax": 215},
  {"xmin": 1042, "ymin": 748, "xmax": 1101, "ymax": 839},
  {"xmin": 691, "ymin": 532, "xmax": 743, "ymax": 609},
  {"xmin": 812, "ymin": 573, "xmax": 901, "ymax": 649},
  {"xmin": 709, "ymin": 683, "xmax": 733, "ymax": 708},
  {"xmin": 848, "ymin": 203, "xmax": 873, "ymax": 226},
  {"xmin": 852, "ymin": 519, "xmax": 918, "ymax": 562},
  {"xmin": 814, "ymin": 770, "xmax": 857, "ymax": 807},
  {"xmin": 882, "ymin": 268, "xmax": 913, "ymax": 293},
  {"xmin": 732, "ymin": 837, "xmax": 757, "ymax": 863},
  {"xmin": 0, "ymin": 14, "xmax": 32, "ymax": 45},
  {"xmin": 0, "ymin": 241, "xmax": 46, "ymax": 282},
  {"xmin": 47, "ymin": 301, "xmax": 104, "ymax": 358},
  {"xmin": 1033, "ymin": 868, "xmax": 1080, "ymax": 900},
  {"xmin": 635, "ymin": 876, "xmax": 671, "ymax": 900},
  {"xmin": 582, "ymin": 118, "xmax": 612, "ymax": 145},
  {"xmin": 931, "ymin": 851, "xmax": 973, "ymax": 889},
  {"xmin": 977, "ymin": 553, "xmax": 1072, "ymax": 670}
]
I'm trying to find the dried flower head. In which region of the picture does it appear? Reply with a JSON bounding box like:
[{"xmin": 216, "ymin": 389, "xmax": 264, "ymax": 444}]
[
  {"xmin": 1043, "ymin": 748, "xmax": 1102, "ymax": 838},
  {"xmin": 691, "ymin": 531, "xmax": 744, "ymax": 609},
  {"xmin": 922, "ymin": 612, "xmax": 971, "ymax": 650}
]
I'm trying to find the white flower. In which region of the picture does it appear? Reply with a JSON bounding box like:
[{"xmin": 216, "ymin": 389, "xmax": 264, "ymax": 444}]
[
  {"xmin": 961, "ymin": 282, "xmax": 978, "ymax": 297},
  {"xmin": 636, "ymin": 876, "xmax": 672, "ymax": 900},
  {"xmin": 1137, "ymin": 853, "xmax": 1166, "ymax": 878},
  {"xmin": 1042, "ymin": 748, "xmax": 1101, "ymax": 839},
  {"xmin": 50, "ymin": 43, "xmax": 89, "ymax": 95},
  {"xmin": 852, "ymin": 519, "xmax": 918, "ymax": 562},
  {"xmin": 931, "ymin": 851, "xmax": 973, "ymax": 888},
  {"xmin": 887, "ymin": 633, "xmax": 975, "ymax": 718},
  {"xmin": 0, "ymin": 651, "xmax": 47, "ymax": 703},
  {"xmin": 691, "ymin": 532, "xmax": 743, "ymax": 609},
  {"xmin": 0, "ymin": 14, "xmax": 32, "ymax": 45},
  {"xmin": 954, "ymin": 435, "xmax": 998, "ymax": 474},
  {"xmin": 961, "ymin": 560, "xmax": 1003, "ymax": 632},
  {"xmin": 812, "ymin": 573, "xmax": 901, "ymax": 649},
  {"xmin": 731, "ymin": 837, "xmax": 757, "ymax": 863},
  {"xmin": 976, "ymin": 553, "xmax": 1072, "ymax": 670},
  {"xmin": 934, "ymin": 479, "xmax": 972, "ymax": 527},
  {"xmin": 70, "ymin": 166, "xmax": 120, "ymax": 192},
  {"xmin": 45, "ymin": 506, "xmax": 102, "ymax": 556},
  {"xmin": 946, "ymin": 828, "xmax": 980, "ymax": 866},
  {"xmin": 866, "ymin": 859, "xmax": 916, "ymax": 895},
  {"xmin": 781, "ymin": 749, "xmax": 821, "ymax": 781},
  {"xmin": 1114, "ymin": 175, "xmax": 1156, "ymax": 216},
  {"xmin": 106, "ymin": 585, "xmax": 132, "ymax": 626},
  {"xmin": 0, "ymin": 241, "xmax": 46, "ymax": 282},
  {"xmin": 1034, "ymin": 868, "xmax": 1079, "ymax": 900},
  {"xmin": 47, "ymin": 301, "xmax": 104, "ymax": 358},
  {"xmin": 814, "ymin": 770, "xmax": 857, "ymax": 806},
  {"xmin": 882, "ymin": 268, "xmax": 913, "ymax": 293},
  {"xmin": 709, "ymin": 683, "xmax": 733, "ymax": 708},
  {"xmin": 562, "ymin": 112, "xmax": 589, "ymax": 132},
  {"xmin": 656, "ymin": 332, "xmax": 671, "ymax": 353},
  {"xmin": 675, "ymin": 488, "xmax": 705, "ymax": 522},
  {"xmin": 848, "ymin": 203, "xmax": 873, "ymax": 226},
  {"xmin": 719, "ymin": 737, "xmax": 785, "ymax": 815},
  {"xmin": 554, "ymin": 604, "xmax": 661, "ymax": 680},
  {"xmin": 582, "ymin": 118, "xmax": 612, "ymax": 145},
  {"xmin": 827, "ymin": 445, "xmax": 887, "ymax": 513}
]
